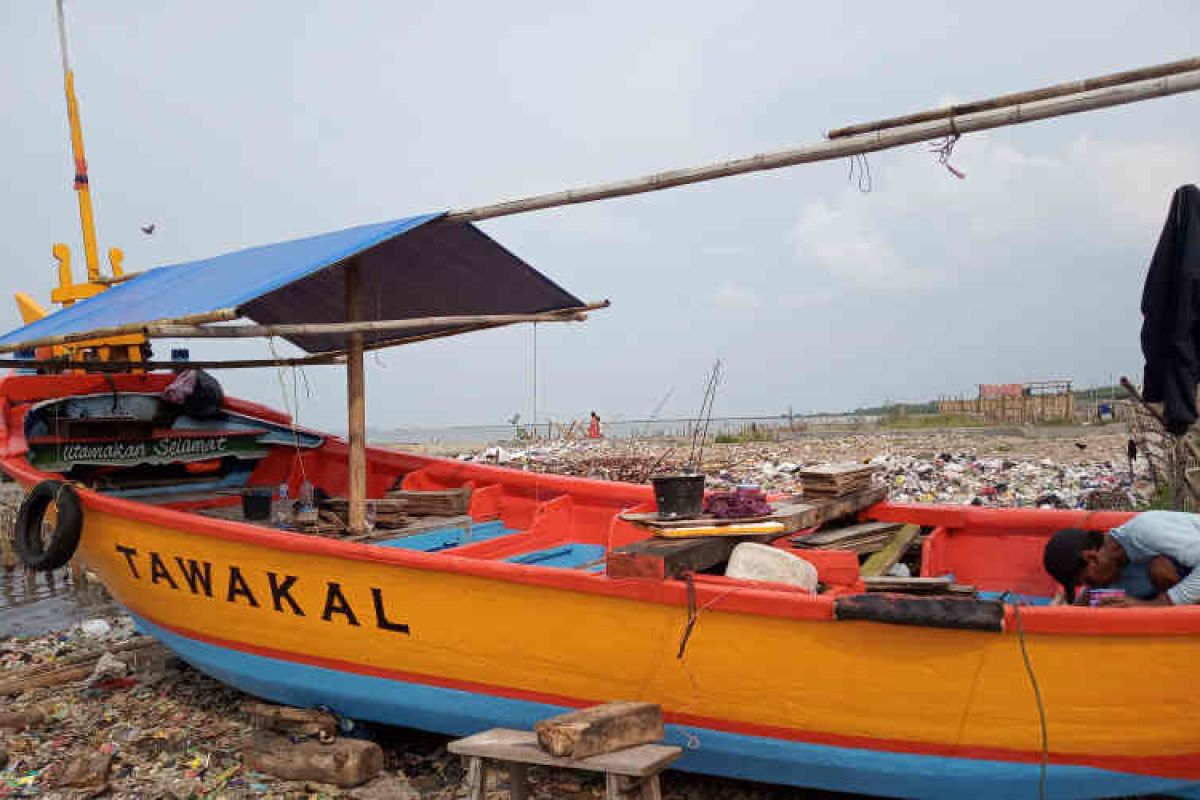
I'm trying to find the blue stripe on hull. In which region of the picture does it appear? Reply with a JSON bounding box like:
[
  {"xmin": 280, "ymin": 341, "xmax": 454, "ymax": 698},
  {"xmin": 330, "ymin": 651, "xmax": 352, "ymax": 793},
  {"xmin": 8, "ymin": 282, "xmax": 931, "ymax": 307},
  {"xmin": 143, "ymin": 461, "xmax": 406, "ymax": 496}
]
[{"xmin": 131, "ymin": 614, "xmax": 1200, "ymax": 800}]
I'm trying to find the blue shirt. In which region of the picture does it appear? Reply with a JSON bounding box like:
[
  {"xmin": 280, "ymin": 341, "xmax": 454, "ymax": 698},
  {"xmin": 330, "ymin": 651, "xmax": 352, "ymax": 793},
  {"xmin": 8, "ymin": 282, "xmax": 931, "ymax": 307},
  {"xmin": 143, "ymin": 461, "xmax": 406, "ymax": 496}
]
[
  {"xmin": 1111, "ymin": 559, "xmax": 1186, "ymax": 600},
  {"xmin": 1109, "ymin": 511, "xmax": 1200, "ymax": 605}
]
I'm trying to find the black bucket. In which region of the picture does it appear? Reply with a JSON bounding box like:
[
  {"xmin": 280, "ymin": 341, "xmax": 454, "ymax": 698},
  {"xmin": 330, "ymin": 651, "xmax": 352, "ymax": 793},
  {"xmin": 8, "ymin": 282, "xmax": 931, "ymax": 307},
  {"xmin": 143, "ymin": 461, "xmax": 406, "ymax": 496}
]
[
  {"xmin": 652, "ymin": 474, "xmax": 705, "ymax": 519},
  {"xmin": 242, "ymin": 487, "xmax": 273, "ymax": 521}
]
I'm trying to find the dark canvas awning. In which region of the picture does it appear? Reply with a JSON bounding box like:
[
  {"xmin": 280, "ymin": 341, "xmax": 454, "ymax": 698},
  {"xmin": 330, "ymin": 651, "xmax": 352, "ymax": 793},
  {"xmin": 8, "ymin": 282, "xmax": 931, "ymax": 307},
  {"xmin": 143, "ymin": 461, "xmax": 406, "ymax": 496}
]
[{"xmin": 0, "ymin": 213, "xmax": 586, "ymax": 354}]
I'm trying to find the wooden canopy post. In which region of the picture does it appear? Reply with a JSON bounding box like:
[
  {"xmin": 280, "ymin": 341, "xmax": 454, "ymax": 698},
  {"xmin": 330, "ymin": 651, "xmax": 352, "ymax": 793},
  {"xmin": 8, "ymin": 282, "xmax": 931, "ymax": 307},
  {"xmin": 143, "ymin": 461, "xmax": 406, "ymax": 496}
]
[{"xmin": 345, "ymin": 260, "xmax": 367, "ymax": 534}]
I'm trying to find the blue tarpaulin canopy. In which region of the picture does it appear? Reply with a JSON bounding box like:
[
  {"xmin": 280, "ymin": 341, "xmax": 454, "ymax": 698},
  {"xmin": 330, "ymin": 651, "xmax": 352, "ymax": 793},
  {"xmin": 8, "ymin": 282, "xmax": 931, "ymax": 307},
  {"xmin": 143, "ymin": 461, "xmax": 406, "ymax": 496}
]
[{"xmin": 0, "ymin": 213, "xmax": 585, "ymax": 355}]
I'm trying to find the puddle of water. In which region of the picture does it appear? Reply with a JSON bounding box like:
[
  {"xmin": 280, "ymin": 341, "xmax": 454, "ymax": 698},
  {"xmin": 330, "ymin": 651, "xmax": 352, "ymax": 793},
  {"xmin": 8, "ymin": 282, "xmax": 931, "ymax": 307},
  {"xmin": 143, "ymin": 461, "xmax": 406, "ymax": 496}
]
[{"xmin": 0, "ymin": 565, "xmax": 116, "ymax": 638}]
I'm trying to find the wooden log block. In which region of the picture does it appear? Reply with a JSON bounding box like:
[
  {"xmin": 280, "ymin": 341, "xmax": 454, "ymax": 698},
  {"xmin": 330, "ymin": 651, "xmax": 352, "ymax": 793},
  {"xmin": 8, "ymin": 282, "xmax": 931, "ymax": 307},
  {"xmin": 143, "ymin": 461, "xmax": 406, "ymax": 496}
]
[
  {"xmin": 240, "ymin": 701, "xmax": 338, "ymax": 738},
  {"xmin": 57, "ymin": 750, "xmax": 112, "ymax": 792},
  {"xmin": 860, "ymin": 524, "xmax": 921, "ymax": 578},
  {"xmin": 535, "ymin": 702, "xmax": 664, "ymax": 759},
  {"xmin": 241, "ymin": 731, "xmax": 382, "ymax": 788},
  {"xmin": 606, "ymin": 534, "xmax": 770, "ymax": 579},
  {"xmin": 0, "ymin": 707, "xmax": 46, "ymax": 731}
]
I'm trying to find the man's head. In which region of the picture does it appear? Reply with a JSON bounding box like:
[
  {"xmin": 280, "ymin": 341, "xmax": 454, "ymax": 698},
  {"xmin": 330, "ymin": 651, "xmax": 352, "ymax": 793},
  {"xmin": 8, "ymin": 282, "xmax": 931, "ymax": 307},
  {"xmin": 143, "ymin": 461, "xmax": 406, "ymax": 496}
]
[{"xmin": 1043, "ymin": 528, "xmax": 1125, "ymax": 602}]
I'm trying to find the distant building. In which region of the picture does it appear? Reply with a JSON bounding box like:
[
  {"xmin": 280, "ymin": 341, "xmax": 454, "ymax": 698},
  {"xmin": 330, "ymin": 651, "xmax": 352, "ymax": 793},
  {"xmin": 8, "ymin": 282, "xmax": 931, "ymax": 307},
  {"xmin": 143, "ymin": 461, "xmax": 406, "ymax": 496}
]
[{"xmin": 938, "ymin": 380, "xmax": 1074, "ymax": 423}]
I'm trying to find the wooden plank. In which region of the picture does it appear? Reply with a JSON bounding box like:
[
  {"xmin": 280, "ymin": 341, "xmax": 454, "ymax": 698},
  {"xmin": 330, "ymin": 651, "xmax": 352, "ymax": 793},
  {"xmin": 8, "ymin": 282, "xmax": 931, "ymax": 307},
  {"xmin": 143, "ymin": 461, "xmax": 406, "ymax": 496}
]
[
  {"xmin": 652, "ymin": 521, "xmax": 785, "ymax": 539},
  {"xmin": 448, "ymin": 728, "xmax": 682, "ymax": 777},
  {"xmin": 863, "ymin": 576, "xmax": 976, "ymax": 595},
  {"xmin": 342, "ymin": 514, "xmax": 473, "ymax": 544},
  {"xmin": 624, "ymin": 485, "xmax": 887, "ymax": 533},
  {"xmin": 792, "ymin": 521, "xmax": 902, "ymax": 548},
  {"xmin": 860, "ymin": 524, "xmax": 921, "ymax": 578},
  {"xmin": 797, "ymin": 462, "xmax": 878, "ymax": 477},
  {"xmin": 535, "ymin": 702, "xmax": 664, "ymax": 759}
]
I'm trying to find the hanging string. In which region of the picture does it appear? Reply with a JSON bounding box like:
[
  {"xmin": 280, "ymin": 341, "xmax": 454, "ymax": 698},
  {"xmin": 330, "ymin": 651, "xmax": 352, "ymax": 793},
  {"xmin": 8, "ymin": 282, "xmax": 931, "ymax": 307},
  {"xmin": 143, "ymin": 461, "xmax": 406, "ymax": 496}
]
[
  {"xmin": 930, "ymin": 117, "xmax": 967, "ymax": 179},
  {"xmin": 267, "ymin": 336, "xmax": 310, "ymax": 486},
  {"xmin": 846, "ymin": 153, "xmax": 873, "ymax": 192}
]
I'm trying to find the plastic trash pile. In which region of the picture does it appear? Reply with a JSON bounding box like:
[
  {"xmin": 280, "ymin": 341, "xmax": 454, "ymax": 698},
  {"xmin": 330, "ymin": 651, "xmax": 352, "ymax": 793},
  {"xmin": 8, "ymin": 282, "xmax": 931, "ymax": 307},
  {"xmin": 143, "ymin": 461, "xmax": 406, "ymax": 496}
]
[{"xmin": 457, "ymin": 430, "xmax": 1149, "ymax": 509}]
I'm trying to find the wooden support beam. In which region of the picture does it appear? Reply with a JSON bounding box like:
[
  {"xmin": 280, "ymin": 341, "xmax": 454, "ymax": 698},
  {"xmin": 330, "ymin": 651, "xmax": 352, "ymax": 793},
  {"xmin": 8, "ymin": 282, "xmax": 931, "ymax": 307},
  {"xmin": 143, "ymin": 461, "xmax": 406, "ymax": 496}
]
[
  {"xmin": 0, "ymin": 353, "xmax": 346, "ymax": 371},
  {"xmin": 346, "ymin": 260, "xmax": 367, "ymax": 535},
  {"xmin": 826, "ymin": 56, "xmax": 1200, "ymax": 138},
  {"xmin": 145, "ymin": 302, "xmax": 609, "ymax": 339},
  {"xmin": 0, "ymin": 308, "xmax": 238, "ymax": 354},
  {"xmin": 446, "ymin": 66, "xmax": 1200, "ymax": 223}
]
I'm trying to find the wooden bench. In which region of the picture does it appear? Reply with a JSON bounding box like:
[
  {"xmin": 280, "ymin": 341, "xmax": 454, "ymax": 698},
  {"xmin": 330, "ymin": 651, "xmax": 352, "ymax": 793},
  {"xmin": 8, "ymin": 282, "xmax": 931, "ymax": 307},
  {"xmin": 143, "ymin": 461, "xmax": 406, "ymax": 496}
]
[{"xmin": 448, "ymin": 727, "xmax": 682, "ymax": 800}]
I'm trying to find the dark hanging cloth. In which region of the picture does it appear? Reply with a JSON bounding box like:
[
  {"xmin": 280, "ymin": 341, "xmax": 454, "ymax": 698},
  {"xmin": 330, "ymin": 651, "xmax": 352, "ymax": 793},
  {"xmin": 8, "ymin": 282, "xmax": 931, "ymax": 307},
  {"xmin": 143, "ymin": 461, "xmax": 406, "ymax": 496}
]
[
  {"xmin": 1141, "ymin": 185, "xmax": 1200, "ymax": 435},
  {"xmin": 163, "ymin": 368, "xmax": 225, "ymax": 419}
]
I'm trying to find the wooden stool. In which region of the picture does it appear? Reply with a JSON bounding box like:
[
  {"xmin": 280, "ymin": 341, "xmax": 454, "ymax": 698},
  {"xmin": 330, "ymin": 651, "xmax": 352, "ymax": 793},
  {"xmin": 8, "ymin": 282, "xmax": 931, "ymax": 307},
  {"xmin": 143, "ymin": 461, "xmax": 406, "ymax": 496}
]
[{"xmin": 448, "ymin": 727, "xmax": 682, "ymax": 800}]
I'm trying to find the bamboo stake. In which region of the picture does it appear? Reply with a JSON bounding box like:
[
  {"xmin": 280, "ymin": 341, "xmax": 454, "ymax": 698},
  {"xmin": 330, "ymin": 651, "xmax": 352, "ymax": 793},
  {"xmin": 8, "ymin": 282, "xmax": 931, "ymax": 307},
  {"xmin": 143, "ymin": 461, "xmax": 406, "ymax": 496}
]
[
  {"xmin": 346, "ymin": 260, "xmax": 367, "ymax": 534},
  {"xmin": 827, "ymin": 56, "xmax": 1200, "ymax": 139},
  {"xmin": 0, "ymin": 308, "xmax": 238, "ymax": 354},
  {"xmin": 144, "ymin": 303, "xmax": 608, "ymax": 339},
  {"xmin": 446, "ymin": 68, "xmax": 1200, "ymax": 223}
]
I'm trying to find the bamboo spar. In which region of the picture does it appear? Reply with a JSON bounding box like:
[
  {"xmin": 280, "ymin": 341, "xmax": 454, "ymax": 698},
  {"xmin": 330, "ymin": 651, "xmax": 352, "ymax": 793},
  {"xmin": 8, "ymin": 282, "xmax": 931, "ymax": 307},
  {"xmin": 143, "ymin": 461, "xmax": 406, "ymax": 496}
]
[
  {"xmin": 446, "ymin": 66, "xmax": 1200, "ymax": 223},
  {"xmin": 345, "ymin": 261, "xmax": 367, "ymax": 534},
  {"xmin": 0, "ymin": 308, "xmax": 239, "ymax": 355},
  {"xmin": 826, "ymin": 56, "xmax": 1200, "ymax": 139}
]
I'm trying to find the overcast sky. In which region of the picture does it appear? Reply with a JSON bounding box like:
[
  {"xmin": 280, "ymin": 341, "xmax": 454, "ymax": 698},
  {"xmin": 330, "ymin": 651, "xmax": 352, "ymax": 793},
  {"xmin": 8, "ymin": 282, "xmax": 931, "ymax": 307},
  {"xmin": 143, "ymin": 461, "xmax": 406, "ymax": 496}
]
[{"xmin": 3, "ymin": 1, "xmax": 1198, "ymax": 432}]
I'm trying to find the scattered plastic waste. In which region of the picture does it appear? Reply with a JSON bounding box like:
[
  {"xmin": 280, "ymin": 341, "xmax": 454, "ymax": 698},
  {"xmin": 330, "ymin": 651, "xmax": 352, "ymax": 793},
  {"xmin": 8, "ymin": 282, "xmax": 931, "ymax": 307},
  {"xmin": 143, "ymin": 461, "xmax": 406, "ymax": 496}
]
[{"xmin": 79, "ymin": 618, "xmax": 111, "ymax": 637}]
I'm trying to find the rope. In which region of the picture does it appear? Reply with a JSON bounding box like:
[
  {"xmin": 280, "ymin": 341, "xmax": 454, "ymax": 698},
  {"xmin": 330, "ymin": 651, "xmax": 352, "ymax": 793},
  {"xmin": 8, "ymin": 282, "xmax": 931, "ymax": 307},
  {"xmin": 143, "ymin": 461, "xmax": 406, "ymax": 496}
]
[
  {"xmin": 676, "ymin": 573, "xmax": 698, "ymax": 659},
  {"xmin": 1005, "ymin": 593, "xmax": 1049, "ymax": 800}
]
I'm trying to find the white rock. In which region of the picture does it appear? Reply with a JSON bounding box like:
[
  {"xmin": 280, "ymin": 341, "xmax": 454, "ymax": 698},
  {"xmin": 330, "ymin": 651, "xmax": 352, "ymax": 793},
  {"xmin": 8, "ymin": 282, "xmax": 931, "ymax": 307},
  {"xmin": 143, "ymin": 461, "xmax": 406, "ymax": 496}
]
[{"xmin": 725, "ymin": 543, "xmax": 818, "ymax": 592}]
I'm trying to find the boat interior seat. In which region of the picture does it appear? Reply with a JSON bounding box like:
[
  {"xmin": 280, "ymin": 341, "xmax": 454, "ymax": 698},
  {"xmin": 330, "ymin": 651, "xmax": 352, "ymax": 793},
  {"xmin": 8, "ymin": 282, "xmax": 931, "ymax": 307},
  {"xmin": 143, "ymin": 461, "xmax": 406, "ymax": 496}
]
[{"xmin": 372, "ymin": 519, "xmax": 520, "ymax": 553}]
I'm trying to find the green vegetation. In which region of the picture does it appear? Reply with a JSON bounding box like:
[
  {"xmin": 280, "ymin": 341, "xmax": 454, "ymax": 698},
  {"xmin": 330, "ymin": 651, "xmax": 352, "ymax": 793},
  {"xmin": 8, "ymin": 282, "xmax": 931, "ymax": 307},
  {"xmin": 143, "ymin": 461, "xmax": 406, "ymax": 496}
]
[
  {"xmin": 1147, "ymin": 481, "xmax": 1174, "ymax": 511},
  {"xmin": 879, "ymin": 414, "xmax": 990, "ymax": 430},
  {"xmin": 714, "ymin": 427, "xmax": 776, "ymax": 444},
  {"xmin": 851, "ymin": 400, "xmax": 939, "ymax": 417}
]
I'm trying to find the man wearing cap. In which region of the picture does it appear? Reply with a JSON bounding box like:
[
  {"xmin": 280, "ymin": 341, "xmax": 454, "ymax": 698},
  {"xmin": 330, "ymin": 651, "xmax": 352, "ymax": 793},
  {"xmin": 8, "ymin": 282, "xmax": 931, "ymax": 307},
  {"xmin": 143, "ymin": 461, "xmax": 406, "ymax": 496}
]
[{"xmin": 1043, "ymin": 511, "xmax": 1200, "ymax": 606}]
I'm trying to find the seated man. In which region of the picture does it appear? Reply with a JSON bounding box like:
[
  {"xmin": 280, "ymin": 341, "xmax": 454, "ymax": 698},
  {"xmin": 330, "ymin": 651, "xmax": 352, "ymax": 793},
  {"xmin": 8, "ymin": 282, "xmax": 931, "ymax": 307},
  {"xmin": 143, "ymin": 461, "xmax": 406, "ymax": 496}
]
[{"xmin": 1043, "ymin": 511, "xmax": 1200, "ymax": 606}]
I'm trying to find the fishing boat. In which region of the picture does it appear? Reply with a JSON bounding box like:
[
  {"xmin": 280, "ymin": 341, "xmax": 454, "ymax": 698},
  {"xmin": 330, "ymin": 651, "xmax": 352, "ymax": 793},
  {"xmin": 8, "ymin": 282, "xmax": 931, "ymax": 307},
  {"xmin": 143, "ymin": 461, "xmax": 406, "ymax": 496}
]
[
  {"xmin": 7, "ymin": 4, "xmax": 1200, "ymax": 797},
  {"xmin": 4, "ymin": 367, "xmax": 1200, "ymax": 800}
]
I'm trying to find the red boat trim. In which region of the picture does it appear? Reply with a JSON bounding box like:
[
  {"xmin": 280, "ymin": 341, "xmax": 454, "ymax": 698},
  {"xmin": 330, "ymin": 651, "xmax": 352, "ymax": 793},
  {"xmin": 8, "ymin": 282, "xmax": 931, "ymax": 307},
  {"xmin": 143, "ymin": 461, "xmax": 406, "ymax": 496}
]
[
  {"xmin": 6, "ymin": 449, "xmax": 1200, "ymax": 636},
  {"xmin": 140, "ymin": 610, "xmax": 1200, "ymax": 780}
]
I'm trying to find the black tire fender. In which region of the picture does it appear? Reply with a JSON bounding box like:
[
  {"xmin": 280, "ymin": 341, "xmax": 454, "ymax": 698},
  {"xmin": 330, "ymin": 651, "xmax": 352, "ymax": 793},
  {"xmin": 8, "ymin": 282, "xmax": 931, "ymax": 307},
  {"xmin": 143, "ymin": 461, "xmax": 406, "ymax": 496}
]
[{"xmin": 15, "ymin": 480, "xmax": 83, "ymax": 571}]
